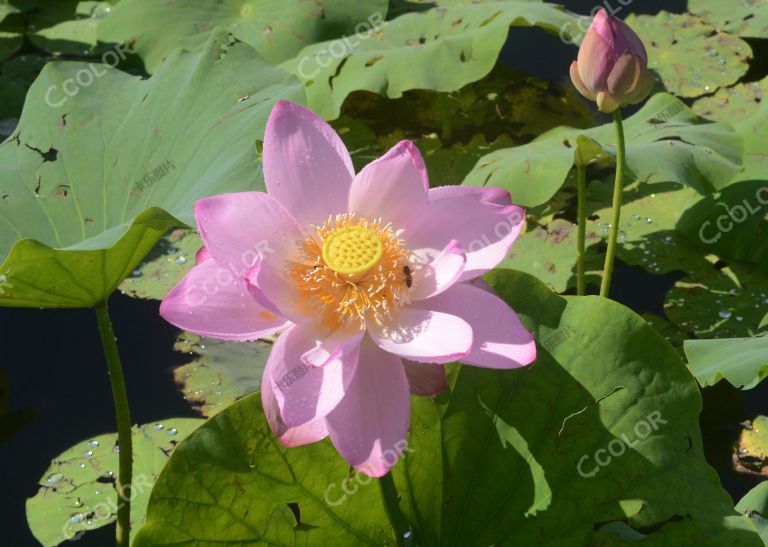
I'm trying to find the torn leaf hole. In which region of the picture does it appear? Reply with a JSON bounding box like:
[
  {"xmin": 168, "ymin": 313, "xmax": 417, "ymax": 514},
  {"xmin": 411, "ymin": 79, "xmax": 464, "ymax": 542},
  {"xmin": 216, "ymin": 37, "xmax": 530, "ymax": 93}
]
[
  {"xmin": 25, "ymin": 144, "xmax": 58, "ymax": 162},
  {"xmin": 328, "ymin": 55, "xmax": 350, "ymax": 89}
]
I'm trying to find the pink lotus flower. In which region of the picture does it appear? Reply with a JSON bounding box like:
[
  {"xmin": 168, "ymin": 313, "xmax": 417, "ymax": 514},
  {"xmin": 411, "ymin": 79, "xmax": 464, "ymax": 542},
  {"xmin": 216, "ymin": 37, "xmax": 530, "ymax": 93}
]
[
  {"xmin": 160, "ymin": 101, "xmax": 536, "ymax": 477},
  {"xmin": 570, "ymin": 8, "xmax": 653, "ymax": 113}
]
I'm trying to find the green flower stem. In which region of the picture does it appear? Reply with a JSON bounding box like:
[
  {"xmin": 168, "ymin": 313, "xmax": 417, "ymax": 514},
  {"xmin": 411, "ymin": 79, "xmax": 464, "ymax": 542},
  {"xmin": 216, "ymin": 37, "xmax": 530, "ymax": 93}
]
[
  {"xmin": 576, "ymin": 162, "xmax": 587, "ymax": 296},
  {"xmin": 600, "ymin": 109, "xmax": 626, "ymax": 298},
  {"xmin": 379, "ymin": 472, "xmax": 409, "ymax": 546},
  {"xmin": 438, "ymin": 93, "xmax": 453, "ymax": 142},
  {"xmin": 94, "ymin": 300, "xmax": 133, "ymax": 547}
]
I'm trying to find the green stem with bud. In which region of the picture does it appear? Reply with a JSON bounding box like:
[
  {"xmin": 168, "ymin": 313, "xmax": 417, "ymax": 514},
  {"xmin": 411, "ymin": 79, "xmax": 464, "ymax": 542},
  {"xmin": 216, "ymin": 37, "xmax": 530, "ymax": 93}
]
[
  {"xmin": 600, "ymin": 109, "xmax": 626, "ymax": 298},
  {"xmin": 576, "ymin": 162, "xmax": 587, "ymax": 296}
]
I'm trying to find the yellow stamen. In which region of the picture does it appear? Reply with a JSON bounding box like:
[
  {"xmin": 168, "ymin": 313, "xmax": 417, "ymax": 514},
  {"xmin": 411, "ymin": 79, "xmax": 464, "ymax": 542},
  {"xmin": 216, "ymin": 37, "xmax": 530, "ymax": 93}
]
[{"xmin": 288, "ymin": 214, "xmax": 413, "ymax": 332}]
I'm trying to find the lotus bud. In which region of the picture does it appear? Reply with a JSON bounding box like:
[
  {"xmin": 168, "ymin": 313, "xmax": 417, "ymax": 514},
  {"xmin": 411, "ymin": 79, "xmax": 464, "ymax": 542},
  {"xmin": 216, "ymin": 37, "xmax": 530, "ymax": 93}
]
[{"xmin": 570, "ymin": 9, "xmax": 654, "ymax": 113}]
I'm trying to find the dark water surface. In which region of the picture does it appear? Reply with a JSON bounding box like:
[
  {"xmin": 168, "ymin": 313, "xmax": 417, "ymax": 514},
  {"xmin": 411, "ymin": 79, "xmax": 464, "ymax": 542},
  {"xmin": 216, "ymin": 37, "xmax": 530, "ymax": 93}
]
[{"xmin": 2, "ymin": 0, "xmax": 766, "ymax": 545}]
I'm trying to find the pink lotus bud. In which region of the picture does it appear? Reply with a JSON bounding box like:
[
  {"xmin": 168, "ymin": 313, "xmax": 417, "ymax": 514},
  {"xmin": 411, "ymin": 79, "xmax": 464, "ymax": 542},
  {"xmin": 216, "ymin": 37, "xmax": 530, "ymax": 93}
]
[{"xmin": 570, "ymin": 9, "xmax": 654, "ymax": 113}]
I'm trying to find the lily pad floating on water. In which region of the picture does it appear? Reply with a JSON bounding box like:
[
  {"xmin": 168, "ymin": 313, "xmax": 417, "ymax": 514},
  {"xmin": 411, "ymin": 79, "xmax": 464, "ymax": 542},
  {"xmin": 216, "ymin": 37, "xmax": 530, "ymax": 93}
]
[
  {"xmin": 626, "ymin": 12, "xmax": 752, "ymax": 98},
  {"xmin": 25, "ymin": 417, "xmax": 202, "ymax": 546},
  {"xmin": 173, "ymin": 331, "xmax": 271, "ymax": 417},
  {"xmin": 693, "ymin": 76, "xmax": 768, "ymax": 183},
  {"xmin": 0, "ymin": 30, "xmax": 305, "ymax": 309},
  {"xmin": 665, "ymin": 257, "xmax": 768, "ymax": 339},
  {"xmin": 119, "ymin": 229, "xmax": 201, "ymax": 301},
  {"xmin": 689, "ymin": 0, "xmax": 768, "ymax": 39},
  {"xmin": 734, "ymin": 416, "xmax": 768, "ymax": 477}
]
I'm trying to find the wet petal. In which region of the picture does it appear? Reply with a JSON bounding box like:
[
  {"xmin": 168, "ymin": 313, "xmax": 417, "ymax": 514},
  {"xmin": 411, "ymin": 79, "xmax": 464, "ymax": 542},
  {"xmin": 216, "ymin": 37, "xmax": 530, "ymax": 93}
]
[
  {"xmin": 348, "ymin": 140, "xmax": 428, "ymax": 228},
  {"xmin": 326, "ymin": 338, "xmax": 410, "ymax": 477},
  {"xmin": 160, "ymin": 259, "xmax": 289, "ymax": 341},
  {"xmin": 369, "ymin": 307, "xmax": 472, "ymax": 363},
  {"xmin": 410, "ymin": 240, "xmax": 466, "ymax": 300},
  {"xmin": 262, "ymin": 366, "xmax": 328, "ymax": 447},
  {"xmin": 264, "ymin": 324, "xmax": 359, "ymax": 429},
  {"xmin": 263, "ymin": 100, "xmax": 355, "ymax": 226},
  {"xmin": 406, "ymin": 194, "xmax": 525, "ymax": 282},
  {"xmin": 195, "ymin": 191, "xmax": 302, "ymax": 279},
  {"xmin": 426, "ymin": 283, "xmax": 536, "ymax": 369}
]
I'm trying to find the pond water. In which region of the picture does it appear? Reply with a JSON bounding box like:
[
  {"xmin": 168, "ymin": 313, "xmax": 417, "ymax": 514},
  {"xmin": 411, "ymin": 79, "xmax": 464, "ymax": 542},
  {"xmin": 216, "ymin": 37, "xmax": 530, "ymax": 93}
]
[{"xmin": 1, "ymin": 0, "xmax": 765, "ymax": 545}]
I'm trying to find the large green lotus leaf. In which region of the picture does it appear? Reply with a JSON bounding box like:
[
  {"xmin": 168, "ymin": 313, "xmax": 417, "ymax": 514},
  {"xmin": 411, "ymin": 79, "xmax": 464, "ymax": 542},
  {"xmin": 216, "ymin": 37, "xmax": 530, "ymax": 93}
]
[
  {"xmin": 689, "ymin": 0, "xmax": 768, "ymax": 39},
  {"xmin": 134, "ymin": 270, "xmax": 762, "ymax": 546},
  {"xmin": 684, "ymin": 336, "xmax": 768, "ymax": 389},
  {"xmin": 26, "ymin": 418, "xmax": 202, "ymax": 546},
  {"xmin": 0, "ymin": 31, "xmax": 305, "ymax": 309},
  {"xmin": 172, "ymin": 331, "xmax": 271, "ymax": 417},
  {"xmin": 676, "ymin": 181, "xmax": 768, "ymax": 268},
  {"xmin": 280, "ymin": 0, "xmax": 579, "ymax": 118},
  {"xmin": 133, "ymin": 393, "xmax": 396, "ymax": 546},
  {"xmin": 693, "ymin": 76, "xmax": 768, "ymax": 183},
  {"xmin": 97, "ymin": 0, "xmax": 387, "ymax": 71},
  {"xmin": 643, "ymin": 313, "xmax": 687, "ymax": 357},
  {"xmin": 736, "ymin": 481, "xmax": 768, "ymax": 543},
  {"xmin": 625, "ymin": 12, "xmax": 752, "ymax": 98},
  {"xmin": 464, "ymin": 93, "xmax": 742, "ymax": 207},
  {"xmin": 391, "ymin": 269, "xmax": 761, "ymax": 545},
  {"xmin": 119, "ymin": 229, "xmax": 200, "ymax": 300}
]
